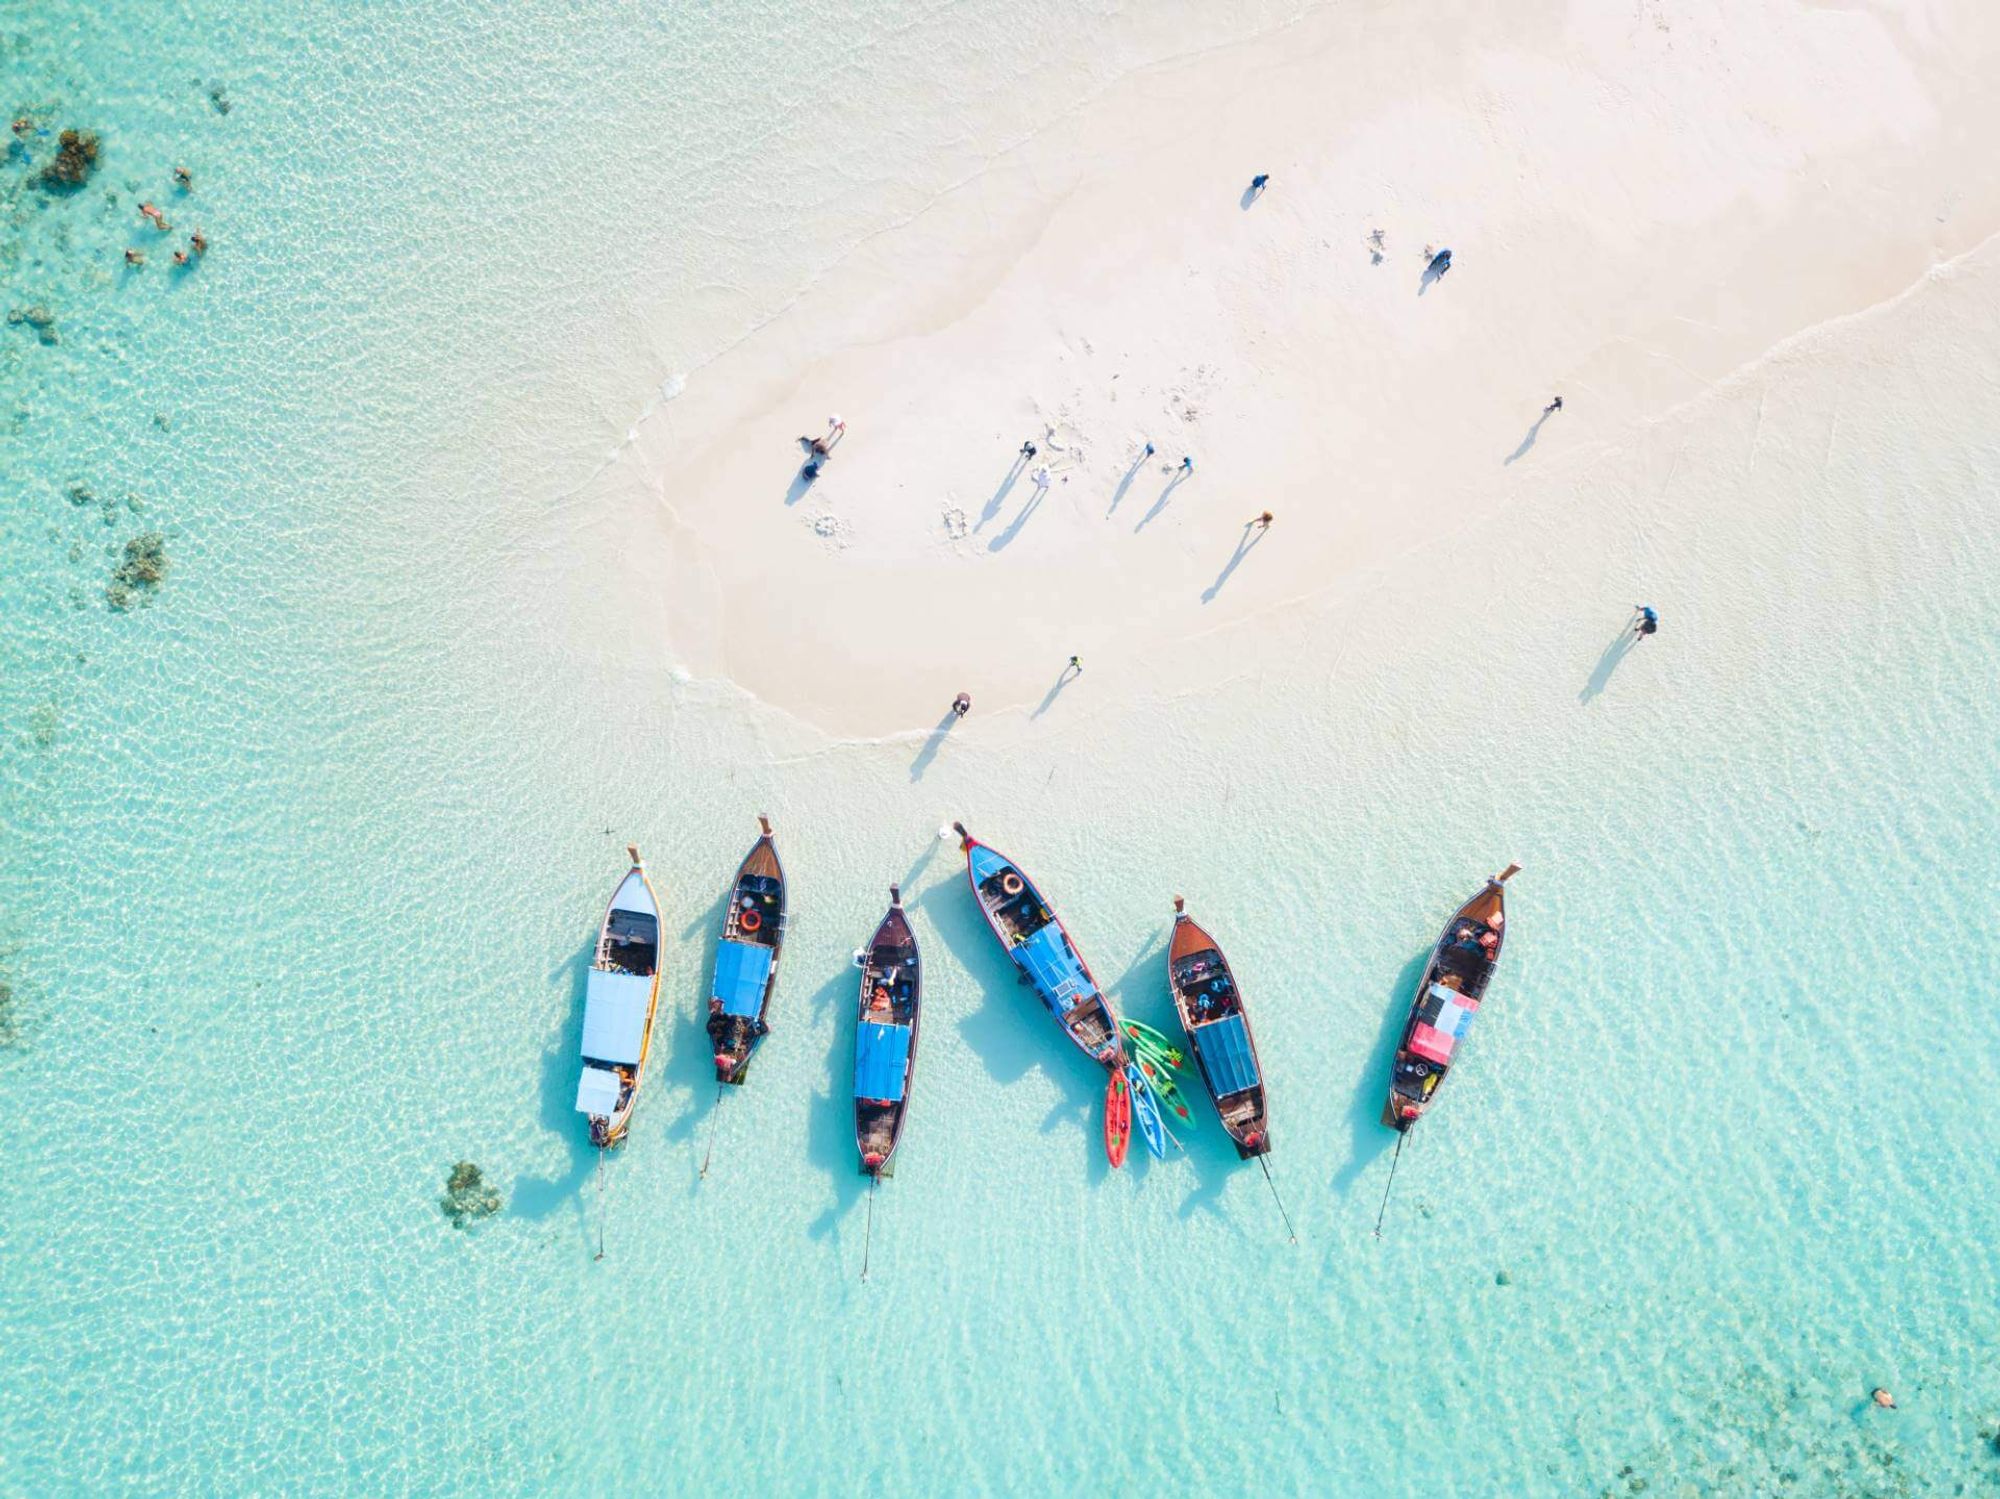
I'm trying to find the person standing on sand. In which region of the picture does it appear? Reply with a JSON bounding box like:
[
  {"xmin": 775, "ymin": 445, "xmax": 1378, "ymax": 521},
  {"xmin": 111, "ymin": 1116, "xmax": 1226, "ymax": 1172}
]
[
  {"xmin": 1179, "ymin": 456, "xmax": 1194, "ymax": 475},
  {"xmin": 1250, "ymin": 173, "xmax": 1269, "ymax": 195},
  {"xmin": 1427, "ymin": 246, "xmax": 1452, "ymax": 278},
  {"xmin": 1252, "ymin": 511, "xmax": 1273, "ymax": 530},
  {"xmin": 1142, "ymin": 441, "xmax": 1155, "ymax": 459},
  {"xmin": 1544, "ymin": 395, "xmax": 1563, "ymax": 415},
  {"xmin": 1032, "ymin": 465, "xmax": 1051, "ymax": 494},
  {"xmin": 951, "ymin": 692, "xmax": 971, "ymax": 718},
  {"xmin": 1064, "ymin": 656, "xmax": 1082, "ymax": 679},
  {"xmin": 1633, "ymin": 605, "xmax": 1659, "ymax": 639},
  {"xmin": 1020, "ymin": 440, "xmax": 1037, "ymax": 460}
]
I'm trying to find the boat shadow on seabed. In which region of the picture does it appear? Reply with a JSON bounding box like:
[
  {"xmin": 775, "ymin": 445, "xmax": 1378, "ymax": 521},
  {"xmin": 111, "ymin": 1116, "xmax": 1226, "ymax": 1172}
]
[
  {"xmin": 805, "ymin": 964, "xmax": 869, "ymax": 1244},
  {"xmin": 1329, "ymin": 945, "xmax": 1433, "ymax": 1198},
  {"xmin": 510, "ymin": 940, "xmax": 598, "ymax": 1228},
  {"xmin": 916, "ymin": 877, "xmax": 1112, "ymax": 1185}
]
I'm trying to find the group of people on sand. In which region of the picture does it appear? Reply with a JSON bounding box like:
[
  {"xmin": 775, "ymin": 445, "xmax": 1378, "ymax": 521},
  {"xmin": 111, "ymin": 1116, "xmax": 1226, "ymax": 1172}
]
[
  {"xmin": 126, "ymin": 169, "xmax": 208, "ymax": 268},
  {"xmin": 795, "ymin": 171, "xmax": 1662, "ymax": 728}
]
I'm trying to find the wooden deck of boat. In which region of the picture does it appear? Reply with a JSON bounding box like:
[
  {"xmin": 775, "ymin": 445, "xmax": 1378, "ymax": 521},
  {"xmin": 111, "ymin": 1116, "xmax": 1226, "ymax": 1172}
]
[
  {"xmin": 740, "ymin": 836, "xmax": 781, "ymax": 882},
  {"xmin": 1169, "ymin": 911, "xmax": 1219, "ymax": 964}
]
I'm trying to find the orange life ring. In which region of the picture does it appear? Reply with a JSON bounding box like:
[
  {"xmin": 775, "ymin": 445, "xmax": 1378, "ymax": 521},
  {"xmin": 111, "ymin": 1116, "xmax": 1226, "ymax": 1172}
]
[
  {"xmin": 1000, "ymin": 872, "xmax": 1023, "ymax": 896},
  {"xmin": 741, "ymin": 908, "xmax": 763, "ymax": 933}
]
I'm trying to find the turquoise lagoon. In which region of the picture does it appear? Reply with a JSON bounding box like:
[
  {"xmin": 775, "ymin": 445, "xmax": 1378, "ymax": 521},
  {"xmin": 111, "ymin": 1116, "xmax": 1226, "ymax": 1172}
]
[{"xmin": 5, "ymin": 4, "xmax": 2000, "ymax": 1496}]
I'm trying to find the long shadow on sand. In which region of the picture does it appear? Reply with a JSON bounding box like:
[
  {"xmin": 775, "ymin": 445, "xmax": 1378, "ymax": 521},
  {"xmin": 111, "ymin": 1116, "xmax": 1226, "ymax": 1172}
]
[
  {"xmin": 917, "ymin": 878, "xmax": 1108, "ymax": 1184},
  {"xmin": 1106, "ymin": 451, "xmax": 1149, "ymax": 515},
  {"xmin": 909, "ymin": 709, "xmax": 960, "ymax": 782},
  {"xmin": 988, "ymin": 483, "xmax": 1048, "ymax": 551},
  {"xmin": 510, "ymin": 939, "xmax": 599, "ymax": 1234},
  {"xmin": 1504, "ymin": 411, "xmax": 1552, "ymax": 465},
  {"xmin": 1201, "ymin": 524, "xmax": 1268, "ymax": 603},
  {"xmin": 1329, "ymin": 945, "xmax": 1431, "ymax": 1198},
  {"xmin": 1134, "ymin": 472, "xmax": 1189, "ymax": 532},
  {"xmin": 1031, "ymin": 665, "xmax": 1080, "ymax": 719},
  {"xmin": 976, "ymin": 455, "xmax": 1030, "ymax": 531},
  {"xmin": 1579, "ymin": 624, "xmax": 1639, "ymax": 704}
]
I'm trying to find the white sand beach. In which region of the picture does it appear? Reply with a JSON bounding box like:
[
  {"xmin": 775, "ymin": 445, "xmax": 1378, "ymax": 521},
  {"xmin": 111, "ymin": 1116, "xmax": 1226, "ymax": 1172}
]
[{"xmin": 534, "ymin": 1, "xmax": 2000, "ymax": 739}]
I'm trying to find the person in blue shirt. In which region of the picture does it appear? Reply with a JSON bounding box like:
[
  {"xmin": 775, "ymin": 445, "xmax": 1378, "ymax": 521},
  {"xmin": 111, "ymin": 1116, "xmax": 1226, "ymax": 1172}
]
[{"xmin": 1633, "ymin": 604, "xmax": 1659, "ymax": 638}]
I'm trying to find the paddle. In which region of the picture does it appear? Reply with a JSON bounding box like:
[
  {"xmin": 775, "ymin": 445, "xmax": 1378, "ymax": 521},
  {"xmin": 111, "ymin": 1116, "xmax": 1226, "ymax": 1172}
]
[{"xmin": 1373, "ymin": 1129, "xmax": 1408, "ymax": 1239}]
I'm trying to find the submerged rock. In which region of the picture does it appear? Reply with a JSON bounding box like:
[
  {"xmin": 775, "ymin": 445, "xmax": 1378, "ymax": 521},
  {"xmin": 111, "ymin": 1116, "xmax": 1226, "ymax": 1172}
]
[
  {"xmin": 440, "ymin": 1161, "xmax": 502, "ymax": 1228},
  {"xmin": 207, "ymin": 83, "xmax": 232, "ymax": 116},
  {"xmin": 106, "ymin": 531, "xmax": 168, "ymax": 609},
  {"xmin": 0, "ymin": 977, "xmax": 19, "ymax": 1049},
  {"xmin": 8, "ymin": 305, "xmax": 58, "ymax": 346},
  {"xmin": 38, "ymin": 129, "xmax": 100, "ymax": 190}
]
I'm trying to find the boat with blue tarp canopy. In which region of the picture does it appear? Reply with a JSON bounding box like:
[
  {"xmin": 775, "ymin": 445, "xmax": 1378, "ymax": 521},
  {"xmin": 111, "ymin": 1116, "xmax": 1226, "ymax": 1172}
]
[
  {"xmin": 1167, "ymin": 897, "xmax": 1272, "ymax": 1159},
  {"xmin": 854, "ymin": 888, "xmax": 921, "ymax": 1178},
  {"xmin": 706, "ymin": 815, "xmax": 786, "ymax": 1085},
  {"xmin": 954, "ymin": 822, "xmax": 1127, "ymax": 1169},
  {"xmin": 713, "ymin": 940, "xmax": 773, "ymax": 1018},
  {"xmin": 855, "ymin": 1022, "xmax": 912, "ymax": 1102},
  {"xmin": 574, "ymin": 847, "xmax": 663, "ymax": 1149},
  {"xmin": 1193, "ymin": 1013, "xmax": 1259, "ymax": 1097},
  {"xmin": 954, "ymin": 823, "xmax": 1119, "ymax": 1068}
]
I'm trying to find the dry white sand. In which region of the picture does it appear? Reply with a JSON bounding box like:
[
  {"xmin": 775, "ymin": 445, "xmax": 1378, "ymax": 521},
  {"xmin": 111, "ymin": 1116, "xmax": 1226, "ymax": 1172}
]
[{"xmin": 544, "ymin": 1, "xmax": 2000, "ymax": 739}]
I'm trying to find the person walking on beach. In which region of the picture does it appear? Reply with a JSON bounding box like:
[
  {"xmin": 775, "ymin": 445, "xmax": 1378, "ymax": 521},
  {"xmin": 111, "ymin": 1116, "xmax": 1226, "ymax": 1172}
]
[
  {"xmin": 1064, "ymin": 655, "xmax": 1083, "ymax": 680},
  {"xmin": 951, "ymin": 692, "xmax": 972, "ymax": 718},
  {"xmin": 1032, "ymin": 465, "xmax": 1052, "ymax": 494},
  {"xmin": 1179, "ymin": 456, "xmax": 1194, "ymax": 476},
  {"xmin": 1142, "ymin": 441, "xmax": 1155, "ymax": 459},
  {"xmin": 1633, "ymin": 604, "xmax": 1659, "ymax": 639},
  {"xmin": 1252, "ymin": 510, "xmax": 1273, "ymax": 530},
  {"xmin": 1544, "ymin": 395, "xmax": 1563, "ymax": 415},
  {"xmin": 1427, "ymin": 246, "xmax": 1452, "ymax": 278},
  {"xmin": 1020, "ymin": 440, "xmax": 1037, "ymax": 461},
  {"xmin": 1249, "ymin": 173, "xmax": 1270, "ymax": 196}
]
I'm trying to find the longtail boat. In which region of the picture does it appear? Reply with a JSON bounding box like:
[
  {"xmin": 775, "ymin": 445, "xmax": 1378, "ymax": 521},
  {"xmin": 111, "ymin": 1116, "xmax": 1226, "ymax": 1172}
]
[
  {"xmin": 854, "ymin": 885, "xmax": 920, "ymax": 1177},
  {"xmin": 575, "ymin": 845, "xmax": 663, "ymax": 1148},
  {"xmin": 1383, "ymin": 863, "xmax": 1520, "ymax": 1131},
  {"xmin": 953, "ymin": 822, "xmax": 1120, "ymax": 1066},
  {"xmin": 707, "ymin": 815, "xmax": 785, "ymax": 1085},
  {"xmin": 1167, "ymin": 897, "xmax": 1270, "ymax": 1159}
]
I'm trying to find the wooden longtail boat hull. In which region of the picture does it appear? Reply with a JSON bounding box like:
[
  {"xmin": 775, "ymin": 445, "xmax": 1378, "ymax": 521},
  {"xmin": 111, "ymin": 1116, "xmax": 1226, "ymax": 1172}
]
[
  {"xmin": 708, "ymin": 815, "xmax": 786, "ymax": 1085},
  {"xmin": 1166, "ymin": 898, "xmax": 1271, "ymax": 1159},
  {"xmin": 953, "ymin": 823, "xmax": 1121, "ymax": 1068},
  {"xmin": 576, "ymin": 847, "xmax": 663, "ymax": 1149},
  {"xmin": 854, "ymin": 887, "xmax": 920, "ymax": 1177},
  {"xmin": 1383, "ymin": 864, "xmax": 1520, "ymax": 1131}
]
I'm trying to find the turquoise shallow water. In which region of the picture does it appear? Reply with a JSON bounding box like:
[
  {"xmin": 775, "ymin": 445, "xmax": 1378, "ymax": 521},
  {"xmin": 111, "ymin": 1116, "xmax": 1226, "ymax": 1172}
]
[{"xmin": 7, "ymin": 5, "xmax": 2000, "ymax": 1497}]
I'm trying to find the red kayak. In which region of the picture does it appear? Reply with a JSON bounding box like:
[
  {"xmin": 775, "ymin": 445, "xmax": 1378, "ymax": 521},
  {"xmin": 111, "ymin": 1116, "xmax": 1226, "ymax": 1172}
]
[{"xmin": 1104, "ymin": 1070, "xmax": 1131, "ymax": 1168}]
